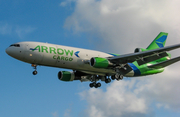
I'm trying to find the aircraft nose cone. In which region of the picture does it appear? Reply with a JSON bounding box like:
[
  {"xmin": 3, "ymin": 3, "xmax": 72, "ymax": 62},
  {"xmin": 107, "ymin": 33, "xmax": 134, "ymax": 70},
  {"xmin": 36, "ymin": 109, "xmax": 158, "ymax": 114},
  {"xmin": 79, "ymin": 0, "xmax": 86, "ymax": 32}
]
[
  {"xmin": 5, "ymin": 47, "xmax": 14, "ymax": 57},
  {"xmin": 6, "ymin": 47, "xmax": 10, "ymax": 55},
  {"xmin": 6, "ymin": 46, "xmax": 23, "ymax": 60}
]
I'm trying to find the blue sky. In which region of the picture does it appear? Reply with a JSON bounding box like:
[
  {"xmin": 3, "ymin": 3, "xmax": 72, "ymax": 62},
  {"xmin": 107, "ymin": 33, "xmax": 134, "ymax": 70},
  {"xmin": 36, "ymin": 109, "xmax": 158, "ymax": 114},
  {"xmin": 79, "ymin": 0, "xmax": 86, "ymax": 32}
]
[
  {"xmin": 1, "ymin": 0, "xmax": 180, "ymax": 117},
  {"xmin": 0, "ymin": 1, "xmax": 90, "ymax": 117}
]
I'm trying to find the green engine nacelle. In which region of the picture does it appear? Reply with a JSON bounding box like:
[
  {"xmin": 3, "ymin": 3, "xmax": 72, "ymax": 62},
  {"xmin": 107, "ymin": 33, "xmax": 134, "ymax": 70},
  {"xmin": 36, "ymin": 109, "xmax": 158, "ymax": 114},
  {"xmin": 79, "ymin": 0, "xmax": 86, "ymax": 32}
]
[
  {"xmin": 58, "ymin": 71, "xmax": 75, "ymax": 81},
  {"xmin": 134, "ymin": 48, "xmax": 147, "ymax": 53},
  {"xmin": 90, "ymin": 57, "xmax": 112, "ymax": 68}
]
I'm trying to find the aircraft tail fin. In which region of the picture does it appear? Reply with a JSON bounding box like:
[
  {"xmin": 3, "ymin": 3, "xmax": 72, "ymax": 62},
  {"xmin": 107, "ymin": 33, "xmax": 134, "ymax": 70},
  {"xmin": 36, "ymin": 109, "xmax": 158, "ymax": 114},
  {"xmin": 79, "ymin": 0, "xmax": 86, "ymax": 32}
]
[
  {"xmin": 146, "ymin": 32, "xmax": 168, "ymax": 50},
  {"xmin": 148, "ymin": 56, "xmax": 180, "ymax": 69}
]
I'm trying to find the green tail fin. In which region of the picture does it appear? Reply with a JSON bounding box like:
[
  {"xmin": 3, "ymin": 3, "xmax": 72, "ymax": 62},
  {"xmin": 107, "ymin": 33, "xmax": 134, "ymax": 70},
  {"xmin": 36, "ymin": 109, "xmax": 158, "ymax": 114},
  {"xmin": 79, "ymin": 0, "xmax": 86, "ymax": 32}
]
[{"xmin": 146, "ymin": 32, "xmax": 168, "ymax": 50}]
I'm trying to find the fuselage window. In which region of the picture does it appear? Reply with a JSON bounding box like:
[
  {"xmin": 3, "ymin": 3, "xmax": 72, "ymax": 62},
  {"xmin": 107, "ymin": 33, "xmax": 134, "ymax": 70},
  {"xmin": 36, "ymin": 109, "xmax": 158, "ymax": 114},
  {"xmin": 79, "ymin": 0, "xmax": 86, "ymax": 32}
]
[{"xmin": 10, "ymin": 44, "xmax": 20, "ymax": 47}]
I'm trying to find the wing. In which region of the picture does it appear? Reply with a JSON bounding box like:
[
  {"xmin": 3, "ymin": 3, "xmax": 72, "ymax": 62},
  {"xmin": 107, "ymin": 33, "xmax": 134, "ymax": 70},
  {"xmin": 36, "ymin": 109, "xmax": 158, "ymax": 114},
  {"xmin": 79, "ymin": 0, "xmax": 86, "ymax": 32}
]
[
  {"xmin": 108, "ymin": 43, "xmax": 180, "ymax": 65},
  {"xmin": 148, "ymin": 56, "xmax": 180, "ymax": 69}
]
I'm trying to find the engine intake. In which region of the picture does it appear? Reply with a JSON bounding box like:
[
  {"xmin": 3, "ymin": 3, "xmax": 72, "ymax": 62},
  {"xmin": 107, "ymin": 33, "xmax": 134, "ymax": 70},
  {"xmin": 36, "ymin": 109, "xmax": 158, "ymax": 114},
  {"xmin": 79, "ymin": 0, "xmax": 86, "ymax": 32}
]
[
  {"xmin": 134, "ymin": 48, "xmax": 147, "ymax": 53},
  {"xmin": 58, "ymin": 71, "xmax": 75, "ymax": 81}
]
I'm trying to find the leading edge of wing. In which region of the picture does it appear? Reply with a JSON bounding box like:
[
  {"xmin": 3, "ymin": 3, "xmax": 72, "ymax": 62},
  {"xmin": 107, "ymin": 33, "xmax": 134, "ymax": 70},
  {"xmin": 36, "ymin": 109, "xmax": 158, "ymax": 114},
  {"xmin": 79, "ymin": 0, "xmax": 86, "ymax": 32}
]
[
  {"xmin": 148, "ymin": 56, "xmax": 180, "ymax": 69},
  {"xmin": 108, "ymin": 43, "xmax": 180, "ymax": 64}
]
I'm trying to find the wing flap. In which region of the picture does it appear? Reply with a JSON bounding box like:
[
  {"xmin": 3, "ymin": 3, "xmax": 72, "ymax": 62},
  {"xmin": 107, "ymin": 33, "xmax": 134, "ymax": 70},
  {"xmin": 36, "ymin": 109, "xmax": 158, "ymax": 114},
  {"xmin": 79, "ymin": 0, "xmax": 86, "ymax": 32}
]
[
  {"xmin": 137, "ymin": 52, "xmax": 168, "ymax": 66},
  {"xmin": 109, "ymin": 43, "xmax": 180, "ymax": 64},
  {"xmin": 148, "ymin": 56, "xmax": 180, "ymax": 69}
]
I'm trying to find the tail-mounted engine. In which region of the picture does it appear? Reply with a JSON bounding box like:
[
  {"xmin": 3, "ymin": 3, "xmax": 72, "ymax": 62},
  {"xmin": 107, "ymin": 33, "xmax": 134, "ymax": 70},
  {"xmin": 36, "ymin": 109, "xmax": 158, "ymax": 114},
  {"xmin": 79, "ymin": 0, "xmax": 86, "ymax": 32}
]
[
  {"xmin": 90, "ymin": 57, "xmax": 114, "ymax": 68},
  {"xmin": 134, "ymin": 48, "xmax": 147, "ymax": 53}
]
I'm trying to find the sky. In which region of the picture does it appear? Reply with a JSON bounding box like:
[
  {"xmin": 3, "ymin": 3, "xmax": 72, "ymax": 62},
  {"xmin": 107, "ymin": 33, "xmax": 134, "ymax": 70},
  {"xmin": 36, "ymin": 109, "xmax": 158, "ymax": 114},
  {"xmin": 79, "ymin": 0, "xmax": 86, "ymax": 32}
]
[{"xmin": 1, "ymin": 0, "xmax": 180, "ymax": 117}]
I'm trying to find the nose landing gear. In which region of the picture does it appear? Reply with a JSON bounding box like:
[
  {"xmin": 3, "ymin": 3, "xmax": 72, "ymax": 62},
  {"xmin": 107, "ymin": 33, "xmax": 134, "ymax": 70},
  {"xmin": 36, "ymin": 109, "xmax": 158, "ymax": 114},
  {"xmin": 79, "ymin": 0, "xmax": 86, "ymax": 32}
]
[
  {"xmin": 33, "ymin": 70, "xmax": 37, "ymax": 75},
  {"xmin": 32, "ymin": 64, "xmax": 38, "ymax": 75}
]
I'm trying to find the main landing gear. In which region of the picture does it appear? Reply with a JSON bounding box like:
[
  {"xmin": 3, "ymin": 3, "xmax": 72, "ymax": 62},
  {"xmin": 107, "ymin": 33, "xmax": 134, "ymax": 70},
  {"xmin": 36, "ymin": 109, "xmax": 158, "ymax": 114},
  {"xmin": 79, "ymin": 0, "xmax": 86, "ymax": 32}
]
[
  {"xmin": 105, "ymin": 77, "xmax": 111, "ymax": 83},
  {"xmin": 32, "ymin": 64, "xmax": 38, "ymax": 75},
  {"xmin": 111, "ymin": 74, "xmax": 123, "ymax": 80},
  {"xmin": 89, "ymin": 76, "xmax": 111, "ymax": 88},
  {"xmin": 89, "ymin": 82, "xmax": 101, "ymax": 88},
  {"xmin": 89, "ymin": 75, "xmax": 102, "ymax": 88}
]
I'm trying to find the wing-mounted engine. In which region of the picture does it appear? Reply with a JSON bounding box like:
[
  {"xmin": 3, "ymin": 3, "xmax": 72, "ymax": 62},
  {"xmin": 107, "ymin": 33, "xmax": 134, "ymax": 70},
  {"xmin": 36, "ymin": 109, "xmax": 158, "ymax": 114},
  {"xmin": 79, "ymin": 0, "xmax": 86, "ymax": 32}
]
[
  {"xmin": 134, "ymin": 48, "xmax": 147, "ymax": 53},
  {"xmin": 58, "ymin": 71, "xmax": 89, "ymax": 82},
  {"xmin": 90, "ymin": 57, "xmax": 114, "ymax": 68},
  {"xmin": 58, "ymin": 71, "xmax": 76, "ymax": 81}
]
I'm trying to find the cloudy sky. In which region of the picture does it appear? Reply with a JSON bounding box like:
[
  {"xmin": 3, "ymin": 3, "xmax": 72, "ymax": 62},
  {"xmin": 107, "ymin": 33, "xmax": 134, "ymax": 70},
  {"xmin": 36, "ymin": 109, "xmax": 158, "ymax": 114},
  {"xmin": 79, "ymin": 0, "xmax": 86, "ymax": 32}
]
[{"xmin": 1, "ymin": 0, "xmax": 180, "ymax": 117}]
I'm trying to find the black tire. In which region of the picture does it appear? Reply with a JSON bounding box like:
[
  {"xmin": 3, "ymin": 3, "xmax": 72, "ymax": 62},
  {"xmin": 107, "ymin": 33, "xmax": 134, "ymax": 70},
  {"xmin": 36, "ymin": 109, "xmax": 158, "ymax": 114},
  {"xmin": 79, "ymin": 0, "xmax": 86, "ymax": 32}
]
[
  {"xmin": 89, "ymin": 83, "xmax": 94, "ymax": 88},
  {"xmin": 105, "ymin": 79, "xmax": 108, "ymax": 83},
  {"xmin": 111, "ymin": 75, "xmax": 115, "ymax": 80},
  {"xmin": 95, "ymin": 83, "xmax": 98, "ymax": 88},
  {"xmin": 115, "ymin": 74, "xmax": 119, "ymax": 79},
  {"xmin": 33, "ymin": 71, "xmax": 37, "ymax": 75},
  {"xmin": 105, "ymin": 78, "xmax": 111, "ymax": 83},
  {"xmin": 97, "ymin": 82, "xmax": 101, "ymax": 87},
  {"xmin": 119, "ymin": 75, "xmax": 123, "ymax": 80},
  {"xmin": 107, "ymin": 78, "xmax": 111, "ymax": 83}
]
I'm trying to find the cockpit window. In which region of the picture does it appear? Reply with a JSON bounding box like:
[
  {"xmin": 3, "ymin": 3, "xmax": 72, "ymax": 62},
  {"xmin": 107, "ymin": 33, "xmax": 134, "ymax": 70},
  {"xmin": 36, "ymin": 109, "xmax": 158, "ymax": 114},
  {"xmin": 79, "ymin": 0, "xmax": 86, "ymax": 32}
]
[{"xmin": 10, "ymin": 44, "xmax": 20, "ymax": 47}]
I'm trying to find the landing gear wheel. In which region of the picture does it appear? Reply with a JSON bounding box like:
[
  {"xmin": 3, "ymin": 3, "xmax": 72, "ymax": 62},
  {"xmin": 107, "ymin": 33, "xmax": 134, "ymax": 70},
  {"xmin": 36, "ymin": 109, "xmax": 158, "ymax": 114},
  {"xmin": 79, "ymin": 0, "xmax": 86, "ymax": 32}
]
[
  {"xmin": 105, "ymin": 78, "xmax": 111, "ymax": 83},
  {"xmin": 92, "ymin": 82, "xmax": 96, "ymax": 86},
  {"xmin": 108, "ymin": 78, "xmax": 111, "ymax": 83},
  {"xmin": 95, "ymin": 82, "xmax": 101, "ymax": 88},
  {"xmin": 105, "ymin": 79, "xmax": 108, "ymax": 83},
  {"xmin": 32, "ymin": 64, "xmax": 38, "ymax": 75},
  {"xmin": 111, "ymin": 75, "xmax": 115, "ymax": 80},
  {"xmin": 89, "ymin": 82, "xmax": 101, "ymax": 88},
  {"xmin": 33, "ymin": 70, "xmax": 38, "ymax": 75},
  {"xmin": 95, "ymin": 85, "xmax": 98, "ymax": 88},
  {"xmin": 119, "ymin": 75, "xmax": 123, "ymax": 80},
  {"xmin": 89, "ymin": 83, "xmax": 94, "ymax": 88},
  {"xmin": 115, "ymin": 74, "xmax": 119, "ymax": 79},
  {"xmin": 96, "ymin": 82, "xmax": 101, "ymax": 87},
  {"xmin": 115, "ymin": 73, "xmax": 123, "ymax": 81}
]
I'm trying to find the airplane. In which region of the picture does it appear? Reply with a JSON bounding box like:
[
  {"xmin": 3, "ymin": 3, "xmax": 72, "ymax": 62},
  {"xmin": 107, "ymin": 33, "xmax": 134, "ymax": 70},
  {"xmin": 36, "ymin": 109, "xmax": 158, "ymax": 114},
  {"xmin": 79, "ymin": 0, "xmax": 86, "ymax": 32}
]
[{"xmin": 5, "ymin": 32, "xmax": 180, "ymax": 88}]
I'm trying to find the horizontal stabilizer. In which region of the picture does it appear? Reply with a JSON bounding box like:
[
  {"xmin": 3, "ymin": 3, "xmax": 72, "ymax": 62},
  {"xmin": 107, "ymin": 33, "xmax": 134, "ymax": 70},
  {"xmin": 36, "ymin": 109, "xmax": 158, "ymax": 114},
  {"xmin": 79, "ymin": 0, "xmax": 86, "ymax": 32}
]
[{"xmin": 148, "ymin": 56, "xmax": 180, "ymax": 69}]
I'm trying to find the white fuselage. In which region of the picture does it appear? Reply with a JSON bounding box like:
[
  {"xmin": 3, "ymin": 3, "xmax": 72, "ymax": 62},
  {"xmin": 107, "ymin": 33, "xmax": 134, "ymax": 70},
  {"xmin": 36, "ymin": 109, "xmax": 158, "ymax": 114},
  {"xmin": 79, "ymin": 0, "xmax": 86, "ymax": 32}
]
[{"xmin": 6, "ymin": 42, "xmax": 118, "ymax": 76}]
